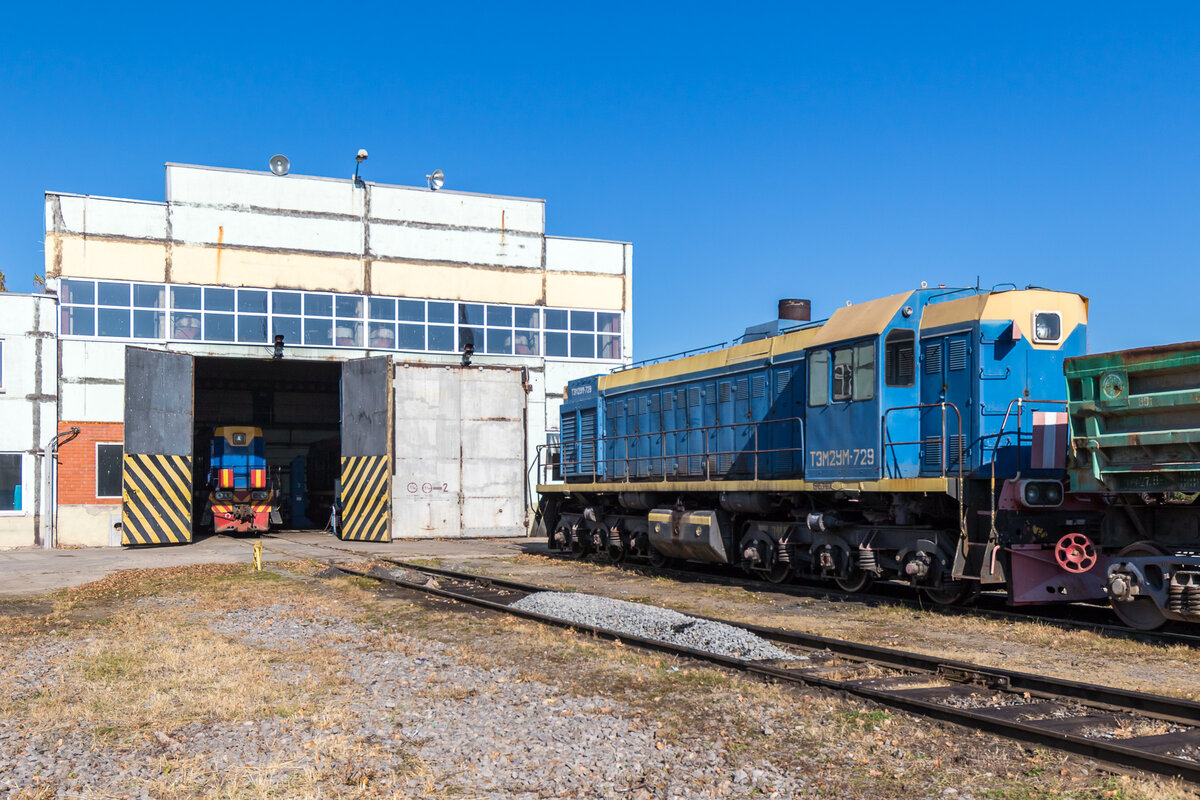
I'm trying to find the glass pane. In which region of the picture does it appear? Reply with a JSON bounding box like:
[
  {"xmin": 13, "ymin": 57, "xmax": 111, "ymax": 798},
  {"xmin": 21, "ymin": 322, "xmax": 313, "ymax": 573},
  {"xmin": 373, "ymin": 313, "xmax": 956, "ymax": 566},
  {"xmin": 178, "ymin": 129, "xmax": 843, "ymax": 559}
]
[
  {"xmin": 832, "ymin": 348, "xmax": 853, "ymax": 401},
  {"xmin": 0, "ymin": 453, "xmax": 20, "ymax": 511},
  {"xmin": 598, "ymin": 334, "xmax": 620, "ymax": 360},
  {"xmin": 304, "ymin": 317, "xmax": 332, "ymax": 346},
  {"xmin": 546, "ymin": 331, "xmax": 569, "ymax": 357},
  {"xmin": 273, "ymin": 291, "xmax": 302, "ymax": 316},
  {"xmin": 570, "ymin": 332, "xmax": 595, "ymax": 358},
  {"xmin": 238, "ymin": 315, "xmax": 268, "ymax": 343},
  {"xmin": 486, "ymin": 329, "xmax": 512, "ymax": 355},
  {"xmin": 204, "ymin": 313, "xmax": 236, "ymax": 342},
  {"xmin": 335, "ymin": 296, "xmax": 363, "ymax": 318},
  {"xmin": 428, "ymin": 325, "xmax": 455, "ymax": 351},
  {"xmin": 61, "ymin": 279, "xmax": 95, "ymax": 305},
  {"xmin": 305, "ymin": 294, "xmax": 333, "ymax": 317},
  {"xmin": 597, "ymin": 312, "xmax": 621, "ymax": 333},
  {"xmin": 428, "ymin": 301, "xmax": 454, "ymax": 324},
  {"xmin": 513, "ymin": 331, "xmax": 539, "ymax": 355},
  {"xmin": 171, "ymin": 285, "xmax": 202, "ymax": 309},
  {"xmin": 204, "ymin": 287, "xmax": 235, "ymax": 312},
  {"xmin": 459, "ymin": 303, "xmax": 485, "ymax": 326},
  {"xmin": 133, "ymin": 310, "xmax": 165, "ymax": 339},
  {"xmin": 459, "ymin": 326, "xmax": 483, "ymax": 352},
  {"xmin": 397, "ymin": 300, "xmax": 424, "ymax": 322},
  {"xmin": 367, "ymin": 322, "xmax": 395, "ymax": 348},
  {"xmin": 63, "ymin": 307, "xmax": 94, "ymax": 336},
  {"xmin": 133, "ymin": 284, "xmax": 165, "ymax": 309},
  {"xmin": 97, "ymin": 281, "xmax": 130, "ymax": 307},
  {"xmin": 808, "ymin": 350, "xmax": 829, "ymax": 406},
  {"xmin": 487, "ymin": 305, "xmax": 512, "ymax": 327},
  {"xmin": 570, "ymin": 311, "xmax": 595, "ymax": 331},
  {"xmin": 369, "ymin": 297, "xmax": 395, "ymax": 321},
  {"xmin": 853, "ymin": 341, "xmax": 875, "ymax": 402},
  {"xmin": 97, "ymin": 308, "xmax": 130, "ymax": 337},
  {"xmin": 544, "ymin": 309, "xmax": 568, "ymax": 330},
  {"xmin": 335, "ymin": 321, "xmax": 362, "ymax": 347},
  {"xmin": 238, "ymin": 289, "xmax": 268, "ymax": 314},
  {"xmin": 397, "ymin": 323, "xmax": 424, "ymax": 350},
  {"xmin": 96, "ymin": 445, "xmax": 123, "ymax": 498},
  {"xmin": 273, "ymin": 316, "xmax": 302, "ymax": 345},
  {"xmin": 171, "ymin": 312, "xmax": 202, "ymax": 340},
  {"xmin": 514, "ymin": 307, "xmax": 539, "ymax": 329}
]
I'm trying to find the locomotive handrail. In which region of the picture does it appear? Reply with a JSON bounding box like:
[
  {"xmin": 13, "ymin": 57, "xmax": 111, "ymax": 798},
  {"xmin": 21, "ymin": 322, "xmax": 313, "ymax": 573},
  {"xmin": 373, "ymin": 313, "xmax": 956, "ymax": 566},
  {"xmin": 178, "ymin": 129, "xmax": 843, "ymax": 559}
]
[
  {"xmin": 545, "ymin": 417, "xmax": 806, "ymax": 485},
  {"xmin": 880, "ymin": 402, "xmax": 966, "ymax": 539},
  {"xmin": 986, "ymin": 398, "xmax": 1069, "ymax": 540}
]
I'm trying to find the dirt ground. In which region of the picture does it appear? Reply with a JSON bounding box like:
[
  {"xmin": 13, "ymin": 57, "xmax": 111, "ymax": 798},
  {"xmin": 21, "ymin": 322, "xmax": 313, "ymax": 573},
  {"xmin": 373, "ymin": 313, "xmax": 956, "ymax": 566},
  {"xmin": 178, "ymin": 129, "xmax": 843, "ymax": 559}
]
[{"xmin": 0, "ymin": 557, "xmax": 1195, "ymax": 799}]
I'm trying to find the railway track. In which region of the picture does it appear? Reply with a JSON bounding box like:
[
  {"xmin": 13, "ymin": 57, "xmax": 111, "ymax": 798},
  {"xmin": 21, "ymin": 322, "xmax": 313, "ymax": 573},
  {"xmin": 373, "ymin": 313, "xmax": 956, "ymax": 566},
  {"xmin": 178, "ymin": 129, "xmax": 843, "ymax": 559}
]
[
  {"xmin": 541, "ymin": 549, "xmax": 1200, "ymax": 650},
  {"xmin": 335, "ymin": 558, "xmax": 1200, "ymax": 785}
]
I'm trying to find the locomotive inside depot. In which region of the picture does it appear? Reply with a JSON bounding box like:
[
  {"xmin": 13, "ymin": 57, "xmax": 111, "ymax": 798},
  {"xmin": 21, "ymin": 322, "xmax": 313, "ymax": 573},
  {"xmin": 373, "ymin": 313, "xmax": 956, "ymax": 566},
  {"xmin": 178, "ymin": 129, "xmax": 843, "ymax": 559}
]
[{"xmin": 192, "ymin": 356, "xmax": 341, "ymax": 533}]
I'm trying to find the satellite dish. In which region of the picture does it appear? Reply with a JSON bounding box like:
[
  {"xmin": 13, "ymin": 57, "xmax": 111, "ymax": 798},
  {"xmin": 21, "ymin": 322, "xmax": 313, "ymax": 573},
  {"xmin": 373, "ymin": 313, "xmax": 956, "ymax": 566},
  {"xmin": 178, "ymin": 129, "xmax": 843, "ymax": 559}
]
[
  {"xmin": 269, "ymin": 154, "xmax": 290, "ymax": 176},
  {"xmin": 427, "ymin": 169, "xmax": 445, "ymax": 191}
]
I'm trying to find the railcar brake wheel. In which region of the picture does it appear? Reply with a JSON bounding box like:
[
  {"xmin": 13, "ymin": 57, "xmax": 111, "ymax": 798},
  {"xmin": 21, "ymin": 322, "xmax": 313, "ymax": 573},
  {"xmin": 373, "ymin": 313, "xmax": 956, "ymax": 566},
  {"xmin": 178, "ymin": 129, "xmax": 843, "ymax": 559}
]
[
  {"xmin": 834, "ymin": 571, "xmax": 874, "ymax": 593},
  {"xmin": 1110, "ymin": 542, "xmax": 1169, "ymax": 631}
]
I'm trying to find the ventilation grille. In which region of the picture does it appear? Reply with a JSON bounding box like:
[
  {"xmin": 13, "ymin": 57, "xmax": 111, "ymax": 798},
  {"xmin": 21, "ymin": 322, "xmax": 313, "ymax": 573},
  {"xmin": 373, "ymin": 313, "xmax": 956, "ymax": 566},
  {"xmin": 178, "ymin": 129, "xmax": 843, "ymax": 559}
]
[
  {"xmin": 736, "ymin": 378, "xmax": 748, "ymax": 401},
  {"xmin": 924, "ymin": 342, "xmax": 942, "ymax": 374},
  {"xmin": 775, "ymin": 368, "xmax": 792, "ymax": 396},
  {"xmin": 578, "ymin": 410, "xmax": 597, "ymax": 472},
  {"xmin": 719, "ymin": 382, "xmax": 732, "ymax": 403},
  {"xmin": 948, "ymin": 339, "xmax": 968, "ymax": 371},
  {"xmin": 688, "ymin": 387, "xmax": 701, "ymax": 407},
  {"xmin": 923, "ymin": 437, "xmax": 941, "ymax": 469}
]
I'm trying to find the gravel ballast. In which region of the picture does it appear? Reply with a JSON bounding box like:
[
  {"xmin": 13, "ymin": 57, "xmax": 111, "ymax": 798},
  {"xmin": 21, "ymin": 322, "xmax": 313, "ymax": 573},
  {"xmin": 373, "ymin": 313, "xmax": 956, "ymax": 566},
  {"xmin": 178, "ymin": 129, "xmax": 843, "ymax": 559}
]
[{"xmin": 510, "ymin": 590, "xmax": 800, "ymax": 662}]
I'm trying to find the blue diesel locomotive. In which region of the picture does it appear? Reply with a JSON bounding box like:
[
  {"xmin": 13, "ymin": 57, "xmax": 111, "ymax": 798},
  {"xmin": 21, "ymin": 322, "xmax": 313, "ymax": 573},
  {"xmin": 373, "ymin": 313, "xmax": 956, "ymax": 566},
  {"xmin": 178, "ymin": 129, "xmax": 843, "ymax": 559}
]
[{"xmin": 537, "ymin": 285, "xmax": 1112, "ymax": 614}]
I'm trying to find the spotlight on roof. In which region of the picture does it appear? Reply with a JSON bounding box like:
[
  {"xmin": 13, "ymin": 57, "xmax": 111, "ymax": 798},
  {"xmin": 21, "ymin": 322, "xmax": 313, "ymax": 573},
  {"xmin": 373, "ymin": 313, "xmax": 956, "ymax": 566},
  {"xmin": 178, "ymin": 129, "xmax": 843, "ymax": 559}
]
[
  {"xmin": 426, "ymin": 169, "xmax": 445, "ymax": 191},
  {"xmin": 353, "ymin": 149, "xmax": 369, "ymax": 183},
  {"xmin": 268, "ymin": 154, "xmax": 290, "ymax": 176}
]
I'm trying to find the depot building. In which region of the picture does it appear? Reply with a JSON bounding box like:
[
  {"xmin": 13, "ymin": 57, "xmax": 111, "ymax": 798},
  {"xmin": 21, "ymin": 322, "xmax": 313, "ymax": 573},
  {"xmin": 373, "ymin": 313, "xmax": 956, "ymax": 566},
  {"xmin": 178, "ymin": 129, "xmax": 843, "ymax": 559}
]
[{"xmin": 0, "ymin": 161, "xmax": 631, "ymax": 548}]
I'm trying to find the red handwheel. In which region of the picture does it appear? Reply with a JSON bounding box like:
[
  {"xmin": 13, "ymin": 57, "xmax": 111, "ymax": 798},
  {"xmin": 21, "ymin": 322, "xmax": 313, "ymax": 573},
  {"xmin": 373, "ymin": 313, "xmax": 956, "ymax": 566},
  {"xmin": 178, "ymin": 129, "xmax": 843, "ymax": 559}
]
[{"xmin": 1055, "ymin": 533, "xmax": 1097, "ymax": 573}]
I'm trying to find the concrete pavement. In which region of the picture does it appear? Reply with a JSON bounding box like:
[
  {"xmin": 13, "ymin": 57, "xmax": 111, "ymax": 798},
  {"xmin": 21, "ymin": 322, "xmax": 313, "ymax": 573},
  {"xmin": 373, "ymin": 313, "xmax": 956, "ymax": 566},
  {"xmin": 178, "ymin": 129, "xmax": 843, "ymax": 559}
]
[{"xmin": 0, "ymin": 532, "xmax": 547, "ymax": 598}]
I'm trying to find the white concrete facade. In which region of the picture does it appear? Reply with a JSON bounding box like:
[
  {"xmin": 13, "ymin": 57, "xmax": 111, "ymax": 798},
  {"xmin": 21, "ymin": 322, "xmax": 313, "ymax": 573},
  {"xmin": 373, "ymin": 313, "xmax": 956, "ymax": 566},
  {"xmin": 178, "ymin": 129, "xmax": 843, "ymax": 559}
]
[
  {"xmin": 38, "ymin": 162, "xmax": 630, "ymax": 547},
  {"xmin": 0, "ymin": 293, "xmax": 58, "ymax": 548}
]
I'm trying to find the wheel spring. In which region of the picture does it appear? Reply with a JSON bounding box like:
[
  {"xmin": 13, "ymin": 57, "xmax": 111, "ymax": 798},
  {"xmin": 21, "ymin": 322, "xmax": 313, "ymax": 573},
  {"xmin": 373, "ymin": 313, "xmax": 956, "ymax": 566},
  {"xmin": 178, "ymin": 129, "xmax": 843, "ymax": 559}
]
[
  {"xmin": 775, "ymin": 539, "xmax": 790, "ymax": 564},
  {"xmin": 1170, "ymin": 582, "xmax": 1185, "ymax": 613},
  {"xmin": 858, "ymin": 545, "xmax": 877, "ymax": 574},
  {"xmin": 1187, "ymin": 585, "xmax": 1200, "ymax": 616}
]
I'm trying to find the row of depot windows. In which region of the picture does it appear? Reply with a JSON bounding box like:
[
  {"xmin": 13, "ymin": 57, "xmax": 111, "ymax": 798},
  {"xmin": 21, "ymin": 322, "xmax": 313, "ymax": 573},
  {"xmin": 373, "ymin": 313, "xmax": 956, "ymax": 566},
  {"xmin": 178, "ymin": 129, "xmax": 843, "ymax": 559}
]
[{"xmin": 58, "ymin": 279, "xmax": 624, "ymax": 360}]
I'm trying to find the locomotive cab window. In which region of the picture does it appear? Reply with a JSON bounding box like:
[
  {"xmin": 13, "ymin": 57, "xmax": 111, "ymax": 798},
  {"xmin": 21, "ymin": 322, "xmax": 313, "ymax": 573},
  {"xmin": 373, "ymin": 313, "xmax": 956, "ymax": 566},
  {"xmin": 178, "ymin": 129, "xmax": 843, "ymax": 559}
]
[
  {"xmin": 885, "ymin": 329, "xmax": 916, "ymax": 387},
  {"xmin": 1032, "ymin": 311, "xmax": 1062, "ymax": 344},
  {"xmin": 831, "ymin": 347, "xmax": 853, "ymax": 401},
  {"xmin": 808, "ymin": 350, "xmax": 829, "ymax": 406},
  {"xmin": 852, "ymin": 341, "xmax": 875, "ymax": 401}
]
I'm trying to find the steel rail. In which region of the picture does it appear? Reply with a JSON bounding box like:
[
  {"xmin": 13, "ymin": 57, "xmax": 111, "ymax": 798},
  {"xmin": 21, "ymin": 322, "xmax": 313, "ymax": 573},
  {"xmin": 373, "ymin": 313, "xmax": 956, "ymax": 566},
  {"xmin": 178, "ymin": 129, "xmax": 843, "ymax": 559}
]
[
  {"xmin": 345, "ymin": 559, "xmax": 1200, "ymax": 784},
  {"xmin": 537, "ymin": 548, "xmax": 1200, "ymax": 651}
]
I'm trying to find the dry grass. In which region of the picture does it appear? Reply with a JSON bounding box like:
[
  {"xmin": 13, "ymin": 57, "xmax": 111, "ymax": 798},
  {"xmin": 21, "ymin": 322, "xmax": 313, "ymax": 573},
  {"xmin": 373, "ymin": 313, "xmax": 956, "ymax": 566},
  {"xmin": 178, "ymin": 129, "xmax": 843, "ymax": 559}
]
[{"xmin": 0, "ymin": 560, "xmax": 1196, "ymax": 798}]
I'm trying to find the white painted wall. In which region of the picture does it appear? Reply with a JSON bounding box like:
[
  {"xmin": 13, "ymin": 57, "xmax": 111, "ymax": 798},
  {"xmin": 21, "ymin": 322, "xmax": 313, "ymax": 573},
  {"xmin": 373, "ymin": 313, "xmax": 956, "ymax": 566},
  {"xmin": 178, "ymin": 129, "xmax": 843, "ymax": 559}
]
[{"xmin": 0, "ymin": 293, "xmax": 58, "ymax": 549}]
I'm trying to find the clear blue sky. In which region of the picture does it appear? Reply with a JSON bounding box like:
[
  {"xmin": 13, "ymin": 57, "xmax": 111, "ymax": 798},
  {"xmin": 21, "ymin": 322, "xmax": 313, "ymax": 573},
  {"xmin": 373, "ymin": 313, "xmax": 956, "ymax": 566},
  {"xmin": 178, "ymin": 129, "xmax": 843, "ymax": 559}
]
[{"xmin": 2, "ymin": 2, "xmax": 1198, "ymax": 357}]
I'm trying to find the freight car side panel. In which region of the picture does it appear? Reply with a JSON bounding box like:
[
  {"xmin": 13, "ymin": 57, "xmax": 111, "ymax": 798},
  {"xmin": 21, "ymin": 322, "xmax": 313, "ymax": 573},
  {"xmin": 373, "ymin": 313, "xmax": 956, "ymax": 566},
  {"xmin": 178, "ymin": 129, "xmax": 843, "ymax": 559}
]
[{"xmin": 1066, "ymin": 341, "xmax": 1200, "ymax": 493}]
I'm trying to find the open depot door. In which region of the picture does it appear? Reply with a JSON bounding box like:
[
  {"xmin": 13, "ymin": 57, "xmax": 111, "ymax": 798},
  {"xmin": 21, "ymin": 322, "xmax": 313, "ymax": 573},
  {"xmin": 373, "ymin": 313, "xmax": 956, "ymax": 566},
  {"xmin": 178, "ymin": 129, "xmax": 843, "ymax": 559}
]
[
  {"xmin": 338, "ymin": 356, "xmax": 394, "ymax": 542},
  {"xmin": 122, "ymin": 348, "xmax": 195, "ymax": 545}
]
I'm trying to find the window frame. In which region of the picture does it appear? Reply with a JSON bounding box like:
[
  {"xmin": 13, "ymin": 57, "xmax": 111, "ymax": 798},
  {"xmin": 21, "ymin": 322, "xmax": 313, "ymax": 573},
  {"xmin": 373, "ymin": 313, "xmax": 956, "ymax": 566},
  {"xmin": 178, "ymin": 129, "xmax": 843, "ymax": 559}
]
[
  {"xmin": 884, "ymin": 329, "xmax": 916, "ymax": 388},
  {"xmin": 808, "ymin": 349, "xmax": 830, "ymax": 407},
  {"xmin": 1031, "ymin": 310, "xmax": 1063, "ymax": 345},
  {"xmin": 0, "ymin": 452, "xmax": 23, "ymax": 514},
  {"xmin": 95, "ymin": 442, "xmax": 124, "ymax": 500},
  {"xmin": 852, "ymin": 340, "xmax": 876, "ymax": 402}
]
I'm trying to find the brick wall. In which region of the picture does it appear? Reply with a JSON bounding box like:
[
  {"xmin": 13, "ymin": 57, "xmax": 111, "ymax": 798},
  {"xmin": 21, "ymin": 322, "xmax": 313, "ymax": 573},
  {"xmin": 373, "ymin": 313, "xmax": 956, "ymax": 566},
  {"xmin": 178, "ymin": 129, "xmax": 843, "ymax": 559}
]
[{"xmin": 58, "ymin": 421, "xmax": 124, "ymax": 505}]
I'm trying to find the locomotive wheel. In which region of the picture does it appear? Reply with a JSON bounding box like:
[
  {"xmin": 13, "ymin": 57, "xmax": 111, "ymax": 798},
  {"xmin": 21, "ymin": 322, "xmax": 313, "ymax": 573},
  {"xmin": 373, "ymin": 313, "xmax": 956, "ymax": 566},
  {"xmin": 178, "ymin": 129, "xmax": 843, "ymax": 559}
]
[
  {"xmin": 568, "ymin": 531, "xmax": 590, "ymax": 560},
  {"xmin": 764, "ymin": 562, "xmax": 792, "ymax": 584},
  {"xmin": 921, "ymin": 581, "xmax": 968, "ymax": 606},
  {"xmin": 606, "ymin": 542, "xmax": 627, "ymax": 564},
  {"xmin": 834, "ymin": 571, "xmax": 874, "ymax": 593},
  {"xmin": 1110, "ymin": 542, "xmax": 1168, "ymax": 631},
  {"xmin": 648, "ymin": 545, "xmax": 668, "ymax": 569}
]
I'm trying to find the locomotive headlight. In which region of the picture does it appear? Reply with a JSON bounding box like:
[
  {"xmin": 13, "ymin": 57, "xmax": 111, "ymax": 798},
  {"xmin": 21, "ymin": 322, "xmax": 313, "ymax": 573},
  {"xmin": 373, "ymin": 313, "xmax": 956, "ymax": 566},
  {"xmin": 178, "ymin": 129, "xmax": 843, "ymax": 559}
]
[
  {"xmin": 251, "ymin": 491, "xmax": 269, "ymax": 501},
  {"xmin": 215, "ymin": 491, "xmax": 233, "ymax": 501},
  {"xmin": 1018, "ymin": 479, "xmax": 1064, "ymax": 508},
  {"xmin": 1032, "ymin": 311, "xmax": 1061, "ymax": 344}
]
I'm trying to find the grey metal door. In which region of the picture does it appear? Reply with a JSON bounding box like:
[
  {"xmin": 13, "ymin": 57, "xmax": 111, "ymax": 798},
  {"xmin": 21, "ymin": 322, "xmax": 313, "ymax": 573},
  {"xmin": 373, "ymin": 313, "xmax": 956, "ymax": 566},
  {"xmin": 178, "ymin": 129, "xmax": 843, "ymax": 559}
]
[
  {"xmin": 122, "ymin": 348, "xmax": 194, "ymax": 545},
  {"xmin": 339, "ymin": 356, "xmax": 394, "ymax": 542}
]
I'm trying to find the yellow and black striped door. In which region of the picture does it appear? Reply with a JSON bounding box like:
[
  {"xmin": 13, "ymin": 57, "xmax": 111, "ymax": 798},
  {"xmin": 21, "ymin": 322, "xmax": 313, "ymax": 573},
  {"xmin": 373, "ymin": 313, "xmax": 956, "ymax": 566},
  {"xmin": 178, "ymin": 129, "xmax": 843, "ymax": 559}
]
[
  {"xmin": 338, "ymin": 356, "xmax": 393, "ymax": 542},
  {"xmin": 121, "ymin": 348, "xmax": 194, "ymax": 546},
  {"xmin": 122, "ymin": 454, "xmax": 192, "ymax": 545}
]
